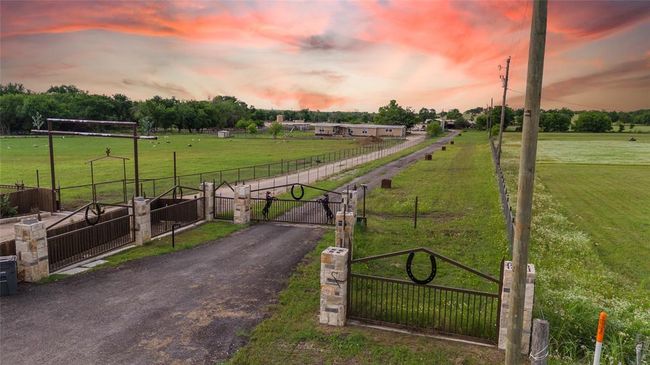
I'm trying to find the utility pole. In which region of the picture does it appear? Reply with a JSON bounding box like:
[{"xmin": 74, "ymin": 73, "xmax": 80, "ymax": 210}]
[
  {"xmin": 505, "ymin": 1, "xmax": 547, "ymax": 364},
  {"xmin": 497, "ymin": 56, "xmax": 511, "ymax": 162}
]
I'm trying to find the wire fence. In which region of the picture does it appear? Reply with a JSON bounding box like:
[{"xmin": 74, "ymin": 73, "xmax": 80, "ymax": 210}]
[
  {"xmin": 490, "ymin": 138, "xmax": 514, "ymax": 252},
  {"xmin": 43, "ymin": 139, "xmax": 403, "ymax": 209}
]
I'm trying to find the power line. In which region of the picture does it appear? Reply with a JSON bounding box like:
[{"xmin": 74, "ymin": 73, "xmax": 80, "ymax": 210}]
[{"xmin": 507, "ymin": 88, "xmax": 606, "ymax": 110}]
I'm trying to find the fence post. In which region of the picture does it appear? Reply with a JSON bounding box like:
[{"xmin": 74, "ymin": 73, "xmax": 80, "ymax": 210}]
[
  {"xmin": 320, "ymin": 246, "xmax": 349, "ymax": 327},
  {"xmin": 14, "ymin": 218, "xmax": 49, "ymax": 281},
  {"xmin": 133, "ymin": 197, "xmax": 151, "ymax": 245},
  {"xmin": 233, "ymin": 185, "xmax": 251, "ymax": 225},
  {"xmin": 530, "ymin": 319, "xmax": 549, "ymax": 365},
  {"xmin": 499, "ymin": 261, "xmax": 536, "ymax": 353}
]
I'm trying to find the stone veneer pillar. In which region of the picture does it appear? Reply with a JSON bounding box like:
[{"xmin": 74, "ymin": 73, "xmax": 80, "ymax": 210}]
[
  {"xmin": 200, "ymin": 182, "xmax": 214, "ymax": 221},
  {"xmin": 335, "ymin": 211, "xmax": 355, "ymax": 249},
  {"xmin": 320, "ymin": 246, "xmax": 349, "ymax": 326},
  {"xmin": 14, "ymin": 218, "xmax": 49, "ymax": 281},
  {"xmin": 498, "ymin": 260, "xmax": 536, "ymax": 353},
  {"xmin": 133, "ymin": 197, "xmax": 151, "ymax": 245},
  {"xmin": 342, "ymin": 190, "xmax": 358, "ymax": 215},
  {"xmin": 233, "ymin": 185, "xmax": 251, "ymax": 224}
]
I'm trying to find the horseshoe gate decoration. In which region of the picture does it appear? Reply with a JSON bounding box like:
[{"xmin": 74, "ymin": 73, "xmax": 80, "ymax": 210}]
[
  {"xmin": 250, "ymin": 183, "xmax": 342, "ymax": 225},
  {"xmin": 348, "ymin": 247, "xmax": 503, "ymax": 344}
]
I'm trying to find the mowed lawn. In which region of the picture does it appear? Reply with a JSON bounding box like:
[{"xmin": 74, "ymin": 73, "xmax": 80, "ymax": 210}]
[
  {"xmin": 500, "ymin": 132, "xmax": 650, "ymax": 362},
  {"xmin": 538, "ymin": 164, "xmax": 650, "ymax": 289},
  {"xmin": 0, "ymin": 134, "xmax": 363, "ymax": 206},
  {"xmin": 0, "ymin": 134, "xmax": 359, "ymax": 186},
  {"xmin": 230, "ymin": 132, "xmax": 507, "ymax": 365}
]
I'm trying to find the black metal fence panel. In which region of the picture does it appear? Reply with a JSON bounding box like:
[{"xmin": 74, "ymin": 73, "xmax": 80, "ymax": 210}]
[
  {"xmin": 47, "ymin": 213, "xmax": 133, "ymax": 271},
  {"xmin": 348, "ymin": 274, "xmax": 499, "ymax": 344},
  {"xmin": 250, "ymin": 198, "xmax": 341, "ymax": 225},
  {"xmin": 150, "ymin": 197, "xmax": 203, "ymax": 237},
  {"xmin": 213, "ymin": 196, "xmax": 234, "ymax": 220}
]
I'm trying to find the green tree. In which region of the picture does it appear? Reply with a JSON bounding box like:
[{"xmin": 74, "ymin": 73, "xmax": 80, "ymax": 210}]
[
  {"xmin": 426, "ymin": 123, "xmax": 442, "ymax": 137},
  {"xmin": 235, "ymin": 119, "xmax": 252, "ymax": 129},
  {"xmin": 0, "ymin": 83, "xmax": 30, "ymax": 95},
  {"xmin": 47, "ymin": 85, "xmax": 84, "ymax": 94},
  {"xmin": 375, "ymin": 100, "xmax": 417, "ymax": 129},
  {"xmin": 269, "ymin": 121, "xmax": 283, "ymax": 139},
  {"xmin": 540, "ymin": 111, "xmax": 571, "ymax": 132},
  {"xmin": 574, "ymin": 111, "xmax": 612, "ymax": 132},
  {"xmin": 633, "ymin": 111, "xmax": 650, "ymax": 125},
  {"xmin": 445, "ymin": 109, "xmax": 462, "ymax": 121},
  {"xmin": 475, "ymin": 114, "xmax": 488, "ymax": 130},
  {"xmin": 488, "ymin": 106, "xmax": 515, "ymax": 128},
  {"xmin": 418, "ymin": 107, "xmax": 437, "ymax": 122},
  {"xmin": 246, "ymin": 123, "xmax": 257, "ymax": 134}
]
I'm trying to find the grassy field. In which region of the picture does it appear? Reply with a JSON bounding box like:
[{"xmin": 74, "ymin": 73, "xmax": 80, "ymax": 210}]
[
  {"xmin": 229, "ymin": 132, "xmax": 510, "ymax": 364},
  {"xmin": 0, "ymin": 134, "xmax": 374, "ymax": 207},
  {"xmin": 500, "ymin": 132, "xmax": 650, "ymax": 363},
  {"xmin": 0, "ymin": 134, "xmax": 359, "ymax": 186}
]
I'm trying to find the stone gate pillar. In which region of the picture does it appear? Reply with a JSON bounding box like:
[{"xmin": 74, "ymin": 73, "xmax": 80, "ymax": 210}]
[
  {"xmin": 343, "ymin": 190, "xmax": 358, "ymax": 215},
  {"xmin": 133, "ymin": 197, "xmax": 151, "ymax": 245},
  {"xmin": 14, "ymin": 218, "xmax": 49, "ymax": 281},
  {"xmin": 498, "ymin": 261, "xmax": 536, "ymax": 353},
  {"xmin": 200, "ymin": 182, "xmax": 214, "ymax": 221},
  {"xmin": 234, "ymin": 185, "xmax": 251, "ymax": 224},
  {"xmin": 335, "ymin": 211, "xmax": 355, "ymax": 249},
  {"xmin": 320, "ymin": 247, "xmax": 349, "ymax": 326}
]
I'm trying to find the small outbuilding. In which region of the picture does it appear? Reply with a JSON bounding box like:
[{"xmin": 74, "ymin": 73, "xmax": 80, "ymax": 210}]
[
  {"xmin": 313, "ymin": 123, "xmax": 405, "ymax": 138},
  {"xmin": 217, "ymin": 130, "xmax": 231, "ymax": 138}
]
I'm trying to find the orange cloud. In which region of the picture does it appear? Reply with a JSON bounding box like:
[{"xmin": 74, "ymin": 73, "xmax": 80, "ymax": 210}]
[{"xmin": 255, "ymin": 88, "xmax": 349, "ymax": 110}]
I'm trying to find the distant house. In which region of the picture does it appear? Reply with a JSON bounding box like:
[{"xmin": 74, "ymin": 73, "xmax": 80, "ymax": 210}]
[
  {"xmin": 217, "ymin": 130, "xmax": 231, "ymax": 138},
  {"xmin": 313, "ymin": 123, "xmax": 405, "ymax": 137}
]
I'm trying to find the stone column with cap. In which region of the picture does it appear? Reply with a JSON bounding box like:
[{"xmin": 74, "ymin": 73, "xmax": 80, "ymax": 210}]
[
  {"xmin": 133, "ymin": 197, "xmax": 151, "ymax": 245},
  {"xmin": 233, "ymin": 185, "xmax": 251, "ymax": 224},
  {"xmin": 320, "ymin": 246, "xmax": 349, "ymax": 326},
  {"xmin": 200, "ymin": 182, "xmax": 214, "ymax": 221},
  {"xmin": 498, "ymin": 261, "xmax": 536, "ymax": 353},
  {"xmin": 335, "ymin": 211, "xmax": 355, "ymax": 249},
  {"xmin": 14, "ymin": 218, "xmax": 49, "ymax": 281}
]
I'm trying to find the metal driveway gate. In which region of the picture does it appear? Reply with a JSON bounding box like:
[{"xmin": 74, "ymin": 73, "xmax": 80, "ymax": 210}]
[
  {"xmin": 150, "ymin": 185, "xmax": 205, "ymax": 237},
  {"xmin": 250, "ymin": 183, "xmax": 342, "ymax": 225},
  {"xmin": 348, "ymin": 248, "xmax": 503, "ymax": 344},
  {"xmin": 46, "ymin": 202, "xmax": 134, "ymax": 271}
]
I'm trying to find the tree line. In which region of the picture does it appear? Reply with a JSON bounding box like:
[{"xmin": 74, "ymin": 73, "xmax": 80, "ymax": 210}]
[
  {"xmin": 1, "ymin": 83, "xmax": 648, "ymax": 134},
  {"xmin": 472, "ymin": 106, "xmax": 650, "ymax": 133}
]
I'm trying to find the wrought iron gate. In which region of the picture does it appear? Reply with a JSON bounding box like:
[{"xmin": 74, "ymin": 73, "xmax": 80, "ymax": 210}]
[
  {"xmin": 213, "ymin": 181, "xmax": 235, "ymax": 220},
  {"xmin": 149, "ymin": 185, "xmax": 205, "ymax": 237},
  {"xmin": 348, "ymin": 248, "xmax": 502, "ymax": 344},
  {"xmin": 250, "ymin": 183, "xmax": 342, "ymax": 225},
  {"xmin": 46, "ymin": 202, "xmax": 135, "ymax": 271}
]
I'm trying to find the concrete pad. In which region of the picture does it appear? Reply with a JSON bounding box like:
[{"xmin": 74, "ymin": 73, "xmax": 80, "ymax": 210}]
[
  {"xmin": 81, "ymin": 260, "xmax": 108, "ymax": 268},
  {"xmin": 57, "ymin": 266, "xmax": 90, "ymax": 275}
]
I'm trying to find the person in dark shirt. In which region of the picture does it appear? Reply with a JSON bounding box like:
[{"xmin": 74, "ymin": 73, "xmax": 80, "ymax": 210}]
[
  {"xmin": 262, "ymin": 191, "xmax": 276, "ymax": 220},
  {"xmin": 319, "ymin": 193, "xmax": 334, "ymax": 223}
]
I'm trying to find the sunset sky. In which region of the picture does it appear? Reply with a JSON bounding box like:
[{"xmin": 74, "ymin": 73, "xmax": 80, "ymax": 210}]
[{"xmin": 1, "ymin": 0, "xmax": 648, "ymax": 112}]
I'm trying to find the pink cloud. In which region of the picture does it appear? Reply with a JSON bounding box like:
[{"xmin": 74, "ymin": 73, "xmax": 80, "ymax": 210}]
[{"xmin": 254, "ymin": 88, "xmax": 349, "ymax": 110}]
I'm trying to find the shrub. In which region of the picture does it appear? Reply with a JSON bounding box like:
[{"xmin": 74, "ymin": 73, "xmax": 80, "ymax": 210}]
[
  {"xmin": 0, "ymin": 195, "xmax": 18, "ymax": 218},
  {"xmin": 269, "ymin": 121, "xmax": 283, "ymax": 138},
  {"xmin": 246, "ymin": 123, "xmax": 257, "ymax": 134},
  {"xmin": 235, "ymin": 119, "xmax": 252, "ymax": 129},
  {"xmin": 540, "ymin": 111, "xmax": 571, "ymax": 132},
  {"xmin": 426, "ymin": 123, "xmax": 442, "ymax": 137},
  {"xmin": 574, "ymin": 111, "xmax": 612, "ymax": 132}
]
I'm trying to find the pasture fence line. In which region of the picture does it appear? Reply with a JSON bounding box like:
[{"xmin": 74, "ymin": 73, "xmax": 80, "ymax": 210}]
[
  {"xmin": 490, "ymin": 138, "xmax": 514, "ymax": 252},
  {"xmin": 29, "ymin": 138, "xmax": 404, "ymax": 209}
]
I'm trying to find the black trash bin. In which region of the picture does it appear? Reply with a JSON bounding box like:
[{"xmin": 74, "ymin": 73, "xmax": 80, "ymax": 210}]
[{"xmin": 0, "ymin": 255, "xmax": 18, "ymax": 296}]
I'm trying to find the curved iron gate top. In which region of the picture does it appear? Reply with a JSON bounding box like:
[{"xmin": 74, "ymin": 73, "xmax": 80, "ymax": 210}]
[{"xmin": 348, "ymin": 247, "xmax": 503, "ymax": 344}]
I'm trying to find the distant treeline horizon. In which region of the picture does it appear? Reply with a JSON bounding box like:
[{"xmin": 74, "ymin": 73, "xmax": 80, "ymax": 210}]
[{"xmin": 1, "ymin": 83, "xmax": 648, "ymax": 134}]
